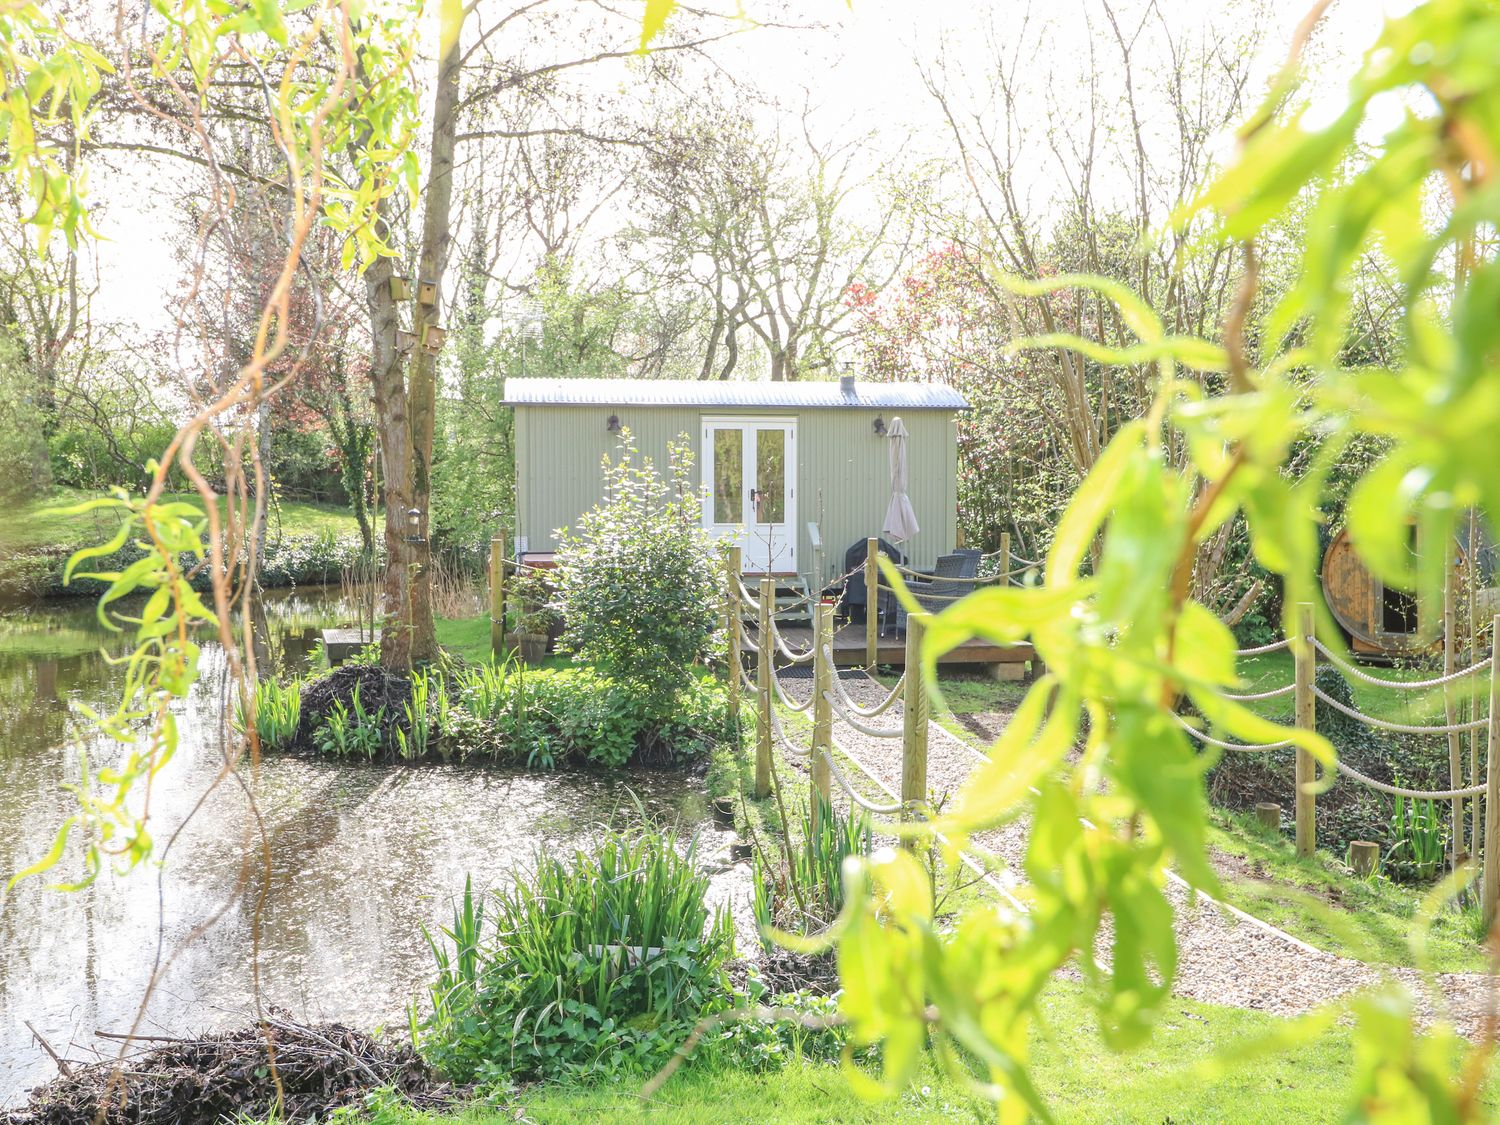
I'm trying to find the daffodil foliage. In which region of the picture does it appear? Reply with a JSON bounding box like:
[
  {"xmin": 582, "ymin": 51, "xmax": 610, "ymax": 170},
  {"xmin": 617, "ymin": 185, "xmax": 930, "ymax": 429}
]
[{"xmin": 828, "ymin": 2, "xmax": 1500, "ymax": 1119}]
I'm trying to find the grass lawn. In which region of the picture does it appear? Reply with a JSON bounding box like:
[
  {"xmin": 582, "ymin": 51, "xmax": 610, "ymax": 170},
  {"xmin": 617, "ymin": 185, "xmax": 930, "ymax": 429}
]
[
  {"xmin": 0, "ymin": 485, "xmax": 360, "ymax": 554},
  {"xmin": 313, "ymin": 979, "xmax": 1442, "ymax": 1124},
  {"xmin": 873, "ymin": 667, "xmax": 1029, "ymax": 716},
  {"xmin": 1205, "ymin": 807, "xmax": 1486, "ymax": 973},
  {"xmin": 1233, "ymin": 647, "xmax": 1492, "ymax": 727}
]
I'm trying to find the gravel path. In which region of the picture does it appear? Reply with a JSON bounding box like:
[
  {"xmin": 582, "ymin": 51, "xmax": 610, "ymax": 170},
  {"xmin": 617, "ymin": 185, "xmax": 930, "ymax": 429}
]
[{"xmin": 770, "ymin": 666, "xmax": 1498, "ymax": 1037}]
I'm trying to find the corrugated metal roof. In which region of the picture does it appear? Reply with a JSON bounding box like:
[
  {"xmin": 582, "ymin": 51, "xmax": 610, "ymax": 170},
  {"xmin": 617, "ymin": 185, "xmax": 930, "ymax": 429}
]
[{"xmin": 503, "ymin": 377, "xmax": 968, "ymax": 410}]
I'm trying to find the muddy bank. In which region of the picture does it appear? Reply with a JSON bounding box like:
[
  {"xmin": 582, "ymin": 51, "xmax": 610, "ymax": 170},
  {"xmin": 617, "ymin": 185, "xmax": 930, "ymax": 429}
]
[{"xmin": 4, "ymin": 1017, "xmax": 456, "ymax": 1125}]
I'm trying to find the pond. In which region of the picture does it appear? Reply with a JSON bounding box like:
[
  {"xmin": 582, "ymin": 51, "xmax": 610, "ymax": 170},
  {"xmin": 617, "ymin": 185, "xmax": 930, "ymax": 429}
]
[{"xmin": 0, "ymin": 590, "xmax": 734, "ymax": 1104}]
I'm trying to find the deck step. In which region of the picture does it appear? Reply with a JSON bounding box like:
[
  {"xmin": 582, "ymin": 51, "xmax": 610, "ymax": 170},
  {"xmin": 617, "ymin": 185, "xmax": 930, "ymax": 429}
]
[{"xmin": 738, "ymin": 574, "xmax": 814, "ymax": 627}]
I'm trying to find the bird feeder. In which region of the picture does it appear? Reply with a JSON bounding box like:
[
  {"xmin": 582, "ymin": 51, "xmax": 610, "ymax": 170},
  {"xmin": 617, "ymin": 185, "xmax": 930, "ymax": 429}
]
[
  {"xmin": 417, "ymin": 278, "xmax": 438, "ymax": 305},
  {"xmin": 395, "ymin": 329, "xmax": 417, "ymax": 354},
  {"xmin": 421, "ymin": 324, "xmax": 447, "ymax": 354},
  {"xmin": 389, "ymin": 275, "xmax": 412, "ymax": 301},
  {"xmin": 405, "ymin": 506, "xmax": 426, "ymax": 544}
]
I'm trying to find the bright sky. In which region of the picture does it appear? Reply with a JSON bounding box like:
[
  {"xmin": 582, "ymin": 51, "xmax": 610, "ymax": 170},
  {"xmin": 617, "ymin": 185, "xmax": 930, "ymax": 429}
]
[{"xmin": 84, "ymin": 0, "xmax": 1404, "ymax": 341}]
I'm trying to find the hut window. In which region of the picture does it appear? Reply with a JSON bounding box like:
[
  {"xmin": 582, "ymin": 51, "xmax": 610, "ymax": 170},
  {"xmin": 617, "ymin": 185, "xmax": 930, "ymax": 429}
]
[
  {"xmin": 713, "ymin": 428, "xmax": 743, "ymax": 524},
  {"xmin": 755, "ymin": 428, "xmax": 785, "ymax": 523},
  {"xmin": 1380, "ymin": 583, "xmax": 1418, "ymax": 634}
]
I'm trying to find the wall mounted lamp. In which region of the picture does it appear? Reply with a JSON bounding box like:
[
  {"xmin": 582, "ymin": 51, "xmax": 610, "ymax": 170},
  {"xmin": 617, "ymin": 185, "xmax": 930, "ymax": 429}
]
[
  {"xmin": 873, "ymin": 415, "xmax": 886, "ymax": 436},
  {"xmin": 606, "ymin": 413, "xmax": 621, "ymax": 433}
]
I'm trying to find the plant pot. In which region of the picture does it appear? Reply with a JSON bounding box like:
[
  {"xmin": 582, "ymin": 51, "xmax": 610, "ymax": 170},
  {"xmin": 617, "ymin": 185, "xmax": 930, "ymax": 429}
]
[
  {"xmin": 516, "ymin": 633, "xmax": 548, "ymax": 666},
  {"xmin": 729, "ymin": 840, "xmax": 754, "ymax": 862}
]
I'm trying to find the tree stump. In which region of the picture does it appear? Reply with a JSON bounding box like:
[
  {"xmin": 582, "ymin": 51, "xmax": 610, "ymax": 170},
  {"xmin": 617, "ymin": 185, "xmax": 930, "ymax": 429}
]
[
  {"xmin": 1349, "ymin": 840, "xmax": 1380, "ymax": 878},
  {"xmin": 1255, "ymin": 802, "xmax": 1281, "ymax": 832}
]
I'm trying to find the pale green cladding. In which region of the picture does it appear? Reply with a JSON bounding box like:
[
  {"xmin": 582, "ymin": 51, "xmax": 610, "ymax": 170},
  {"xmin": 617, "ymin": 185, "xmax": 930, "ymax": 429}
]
[{"xmin": 513, "ymin": 399, "xmax": 959, "ymax": 582}]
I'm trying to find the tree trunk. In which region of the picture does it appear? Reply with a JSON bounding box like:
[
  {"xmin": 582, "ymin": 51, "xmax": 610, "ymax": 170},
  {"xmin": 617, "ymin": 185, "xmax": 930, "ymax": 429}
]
[
  {"xmin": 399, "ymin": 0, "xmax": 464, "ymax": 665},
  {"xmin": 367, "ymin": 245, "xmax": 416, "ymax": 670}
]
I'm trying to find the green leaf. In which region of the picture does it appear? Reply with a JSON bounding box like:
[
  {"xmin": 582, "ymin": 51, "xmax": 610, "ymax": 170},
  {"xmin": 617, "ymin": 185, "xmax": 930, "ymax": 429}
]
[{"xmin": 638, "ymin": 0, "xmax": 676, "ymax": 51}]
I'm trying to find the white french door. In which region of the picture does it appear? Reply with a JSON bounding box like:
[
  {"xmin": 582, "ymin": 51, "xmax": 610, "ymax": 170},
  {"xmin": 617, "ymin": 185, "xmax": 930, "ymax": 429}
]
[{"xmin": 702, "ymin": 417, "xmax": 797, "ymax": 574}]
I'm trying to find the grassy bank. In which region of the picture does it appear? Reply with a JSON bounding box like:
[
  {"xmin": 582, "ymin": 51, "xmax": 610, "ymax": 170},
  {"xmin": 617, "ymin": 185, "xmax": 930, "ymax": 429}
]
[
  {"xmin": 1, "ymin": 486, "xmax": 366, "ymax": 602},
  {"xmin": 0, "ymin": 486, "xmax": 360, "ymax": 553},
  {"xmin": 286, "ymin": 980, "xmax": 1416, "ymax": 1124}
]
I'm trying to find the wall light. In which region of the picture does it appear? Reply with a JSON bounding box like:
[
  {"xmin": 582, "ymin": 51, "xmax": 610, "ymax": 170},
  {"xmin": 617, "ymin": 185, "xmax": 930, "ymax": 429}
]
[
  {"xmin": 873, "ymin": 416, "xmax": 886, "ymax": 436},
  {"xmin": 606, "ymin": 414, "xmax": 621, "ymax": 433}
]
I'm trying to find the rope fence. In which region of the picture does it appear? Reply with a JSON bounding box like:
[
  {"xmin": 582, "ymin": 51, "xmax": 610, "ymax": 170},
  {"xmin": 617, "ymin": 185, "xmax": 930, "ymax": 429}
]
[
  {"xmin": 1309, "ymin": 637, "xmax": 1493, "ymax": 690},
  {"xmin": 768, "ymin": 617, "xmax": 815, "ymax": 663},
  {"xmin": 1309, "ymin": 685, "xmax": 1488, "ymax": 735},
  {"xmin": 1329, "ymin": 758, "xmax": 1487, "ymax": 801},
  {"xmin": 1221, "ymin": 683, "xmax": 1297, "ymax": 702},
  {"xmin": 822, "ymin": 690, "xmax": 904, "ymax": 739},
  {"xmin": 709, "ymin": 546, "xmax": 1500, "ymax": 927},
  {"xmin": 1234, "ymin": 638, "xmax": 1291, "ymax": 655},
  {"xmin": 1172, "ymin": 713, "xmax": 1293, "ymax": 752},
  {"xmin": 769, "ymin": 663, "xmax": 814, "ymax": 713},
  {"xmin": 822, "ymin": 647, "xmax": 905, "ymax": 717}
]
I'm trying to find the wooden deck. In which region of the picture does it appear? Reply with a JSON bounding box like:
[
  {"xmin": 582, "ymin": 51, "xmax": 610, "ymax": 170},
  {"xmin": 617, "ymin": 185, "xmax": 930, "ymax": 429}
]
[{"xmin": 768, "ymin": 623, "xmax": 1034, "ymax": 669}]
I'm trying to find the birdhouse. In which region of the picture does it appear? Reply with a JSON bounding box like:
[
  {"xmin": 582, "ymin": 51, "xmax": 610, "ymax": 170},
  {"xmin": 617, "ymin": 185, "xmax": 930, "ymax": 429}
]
[
  {"xmin": 417, "ymin": 278, "xmax": 438, "ymax": 305},
  {"xmin": 389, "ymin": 275, "xmax": 412, "ymax": 301},
  {"xmin": 395, "ymin": 329, "xmax": 417, "ymax": 354},
  {"xmin": 422, "ymin": 324, "xmax": 447, "ymax": 353}
]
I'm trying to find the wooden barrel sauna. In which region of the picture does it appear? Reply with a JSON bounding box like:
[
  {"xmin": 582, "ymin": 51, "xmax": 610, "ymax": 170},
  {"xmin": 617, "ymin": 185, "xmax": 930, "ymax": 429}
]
[{"xmin": 1320, "ymin": 526, "xmax": 1466, "ymax": 657}]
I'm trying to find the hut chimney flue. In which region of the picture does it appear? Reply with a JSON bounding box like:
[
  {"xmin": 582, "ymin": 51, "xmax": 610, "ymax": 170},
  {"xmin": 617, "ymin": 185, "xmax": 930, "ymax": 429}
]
[{"xmin": 840, "ymin": 373, "xmax": 855, "ymax": 396}]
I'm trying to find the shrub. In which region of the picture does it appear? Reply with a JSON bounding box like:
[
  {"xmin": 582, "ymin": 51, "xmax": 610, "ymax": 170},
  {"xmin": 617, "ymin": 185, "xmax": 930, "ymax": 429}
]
[
  {"xmin": 420, "ymin": 829, "xmax": 735, "ymax": 1084},
  {"xmin": 554, "ymin": 433, "xmax": 722, "ymax": 713}
]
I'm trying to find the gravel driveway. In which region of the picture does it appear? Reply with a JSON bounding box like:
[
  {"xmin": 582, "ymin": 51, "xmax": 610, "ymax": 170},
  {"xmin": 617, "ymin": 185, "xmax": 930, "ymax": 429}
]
[{"xmin": 768, "ymin": 666, "xmax": 1498, "ymax": 1037}]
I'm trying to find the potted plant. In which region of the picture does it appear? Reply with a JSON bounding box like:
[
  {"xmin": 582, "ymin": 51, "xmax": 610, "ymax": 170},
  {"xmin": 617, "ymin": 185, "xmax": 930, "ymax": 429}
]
[{"xmin": 511, "ymin": 568, "xmax": 559, "ymax": 667}]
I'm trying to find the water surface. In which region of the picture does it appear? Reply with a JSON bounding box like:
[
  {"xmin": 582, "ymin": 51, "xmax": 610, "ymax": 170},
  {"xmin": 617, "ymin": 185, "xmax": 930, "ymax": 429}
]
[{"xmin": 0, "ymin": 591, "xmax": 726, "ymax": 1103}]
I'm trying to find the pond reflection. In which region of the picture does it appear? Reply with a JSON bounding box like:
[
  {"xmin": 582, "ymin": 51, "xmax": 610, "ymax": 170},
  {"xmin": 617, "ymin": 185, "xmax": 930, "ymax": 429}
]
[{"xmin": 0, "ymin": 590, "xmax": 723, "ymax": 1103}]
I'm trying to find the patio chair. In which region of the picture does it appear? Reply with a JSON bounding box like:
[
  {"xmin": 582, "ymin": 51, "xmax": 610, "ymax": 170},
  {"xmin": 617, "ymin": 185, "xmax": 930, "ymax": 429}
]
[{"xmin": 893, "ymin": 552, "xmax": 978, "ymax": 630}]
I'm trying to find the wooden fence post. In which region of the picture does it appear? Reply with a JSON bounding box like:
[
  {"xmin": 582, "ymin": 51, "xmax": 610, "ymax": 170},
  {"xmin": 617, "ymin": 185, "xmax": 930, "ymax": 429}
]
[
  {"xmin": 1483, "ymin": 615, "xmax": 1500, "ymax": 927},
  {"xmin": 999, "ymin": 531, "xmax": 1011, "ymax": 586},
  {"xmin": 489, "ymin": 533, "xmax": 506, "ymax": 659},
  {"xmin": 756, "ymin": 576, "xmax": 774, "ymax": 800},
  {"xmin": 811, "ymin": 601, "xmax": 833, "ymax": 834},
  {"xmin": 865, "ymin": 536, "xmax": 879, "ymax": 669},
  {"xmin": 1444, "ymin": 543, "xmax": 1464, "ymax": 864},
  {"xmin": 724, "ymin": 545, "xmax": 742, "ymax": 725},
  {"xmin": 1294, "ymin": 602, "xmax": 1317, "ymax": 856},
  {"xmin": 901, "ymin": 611, "xmax": 931, "ymax": 827}
]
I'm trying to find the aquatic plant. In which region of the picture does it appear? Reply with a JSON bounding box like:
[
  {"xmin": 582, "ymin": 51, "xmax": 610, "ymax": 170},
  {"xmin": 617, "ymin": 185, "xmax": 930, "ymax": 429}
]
[
  {"xmin": 421, "ymin": 828, "xmax": 733, "ymax": 1083},
  {"xmin": 241, "ymin": 676, "xmax": 302, "ymax": 751},
  {"xmin": 1385, "ymin": 790, "xmax": 1448, "ymax": 882},
  {"xmin": 264, "ymin": 657, "xmax": 730, "ymax": 768},
  {"xmin": 313, "ymin": 685, "xmax": 385, "ymax": 759},
  {"xmin": 753, "ymin": 795, "xmax": 871, "ymax": 943}
]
